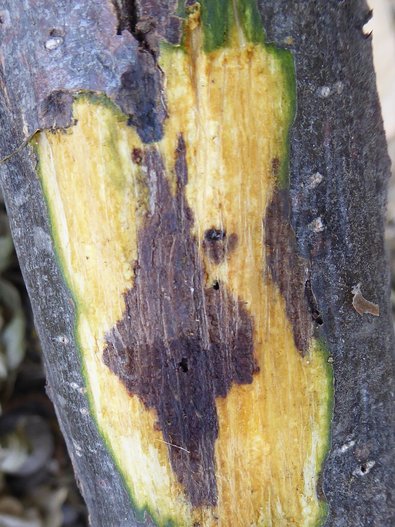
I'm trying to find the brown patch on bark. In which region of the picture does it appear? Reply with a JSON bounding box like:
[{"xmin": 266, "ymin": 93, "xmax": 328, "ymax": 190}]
[
  {"xmin": 40, "ymin": 91, "xmax": 74, "ymax": 129},
  {"xmin": 103, "ymin": 135, "xmax": 257, "ymax": 507},
  {"xmin": 202, "ymin": 229, "xmax": 238, "ymax": 264},
  {"xmin": 265, "ymin": 189, "xmax": 314, "ymax": 354}
]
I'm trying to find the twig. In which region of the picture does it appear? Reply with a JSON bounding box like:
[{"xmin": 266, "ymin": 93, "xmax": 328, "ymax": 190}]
[{"xmin": 0, "ymin": 130, "xmax": 39, "ymax": 166}]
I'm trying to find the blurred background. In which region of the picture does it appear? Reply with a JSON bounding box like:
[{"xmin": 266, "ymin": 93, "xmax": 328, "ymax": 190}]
[
  {"xmin": 0, "ymin": 2, "xmax": 393, "ymax": 526},
  {"xmin": 370, "ymin": 0, "xmax": 395, "ymax": 318}
]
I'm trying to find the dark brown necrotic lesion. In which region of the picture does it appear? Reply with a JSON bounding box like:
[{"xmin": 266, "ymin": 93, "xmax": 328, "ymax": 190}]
[
  {"xmin": 202, "ymin": 228, "xmax": 238, "ymax": 265},
  {"xmin": 264, "ymin": 187, "xmax": 314, "ymax": 354},
  {"xmin": 103, "ymin": 136, "xmax": 257, "ymax": 507}
]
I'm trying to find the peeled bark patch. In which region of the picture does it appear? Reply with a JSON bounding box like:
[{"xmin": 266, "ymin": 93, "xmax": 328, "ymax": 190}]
[{"xmin": 34, "ymin": 2, "xmax": 333, "ymax": 526}]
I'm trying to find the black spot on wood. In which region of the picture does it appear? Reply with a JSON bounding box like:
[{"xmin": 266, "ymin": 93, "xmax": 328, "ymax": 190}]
[
  {"xmin": 265, "ymin": 189, "xmax": 313, "ymax": 354},
  {"xmin": 178, "ymin": 357, "xmax": 189, "ymax": 372},
  {"xmin": 131, "ymin": 147, "xmax": 143, "ymax": 164},
  {"xmin": 312, "ymin": 310, "xmax": 323, "ymax": 325},
  {"xmin": 203, "ymin": 229, "xmax": 238, "ymax": 265},
  {"xmin": 305, "ymin": 279, "xmax": 324, "ymax": 325},
  {"xmin": 103, "ymin": 136, "xmax": 257, "ymax": 507},
  {"xmin": 205, "ymin": 228, "xmax": 226, "ymax": 241}
]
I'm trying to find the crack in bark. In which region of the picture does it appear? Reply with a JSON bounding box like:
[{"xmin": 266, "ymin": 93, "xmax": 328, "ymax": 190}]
[{"xmin": 112, "ymin": 0, "xmax": 159, "ymax": 56}]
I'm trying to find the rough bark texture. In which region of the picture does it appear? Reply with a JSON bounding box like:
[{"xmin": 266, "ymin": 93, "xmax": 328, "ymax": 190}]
[{"xmin": 0, "ymin": 1, "xmax": 394, "ymax": 526}]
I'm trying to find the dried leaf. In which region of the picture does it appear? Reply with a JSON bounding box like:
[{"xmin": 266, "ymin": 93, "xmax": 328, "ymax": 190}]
[{"xmin": 352, "ymin": 283, "xmax": 380, "ymax": 316}]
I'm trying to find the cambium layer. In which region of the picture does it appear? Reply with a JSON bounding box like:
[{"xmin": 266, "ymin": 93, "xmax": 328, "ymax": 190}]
[{"xmin": 35, "ymin": 1, "xmax": 332, "ymax": 526}]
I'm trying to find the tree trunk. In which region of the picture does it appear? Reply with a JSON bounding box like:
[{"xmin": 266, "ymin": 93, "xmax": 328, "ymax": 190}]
[{"xmin": 0, "ymin": 1, "xmax": 393, "ymax": 526}]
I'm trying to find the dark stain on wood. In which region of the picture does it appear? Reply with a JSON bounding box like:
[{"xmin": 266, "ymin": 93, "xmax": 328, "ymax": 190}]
[
  {"xmin": 305, "ymin": 279, "xmax": 323, "ymax": 325},
  {"xmin": 103, "ymin": 135, "xmax": 257, "ymax": 507},
  {"xmin": 131, "ymin": 147, "xmax": 143, "ymax": 164},
  {"xmin": 271, "ymin": 157, "xmax": 280, "ymax": 177},
  {"xmin": 203, "ymin": 229, "xmax": 238, "ymax": 265},
  {"xmin": 117, "ymin": 63, "xmax": 164, "ymax": 143},
  {"xmin": 265, "ymin": 189, "xmax": 313, "ymax": 354}
]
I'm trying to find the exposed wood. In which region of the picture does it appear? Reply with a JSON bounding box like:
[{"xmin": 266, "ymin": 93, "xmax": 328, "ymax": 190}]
[{"xmin": 0, "ymin": 1, "xmax": 393, "ymax": 527}]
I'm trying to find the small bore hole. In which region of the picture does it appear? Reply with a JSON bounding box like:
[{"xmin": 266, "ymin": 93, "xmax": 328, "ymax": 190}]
[
  {"xmin": 312, "ymin": 310, "xmax": 323, "ymax": 325},
  {"xmin": 49, "ymin": 28, "xmax": 64, "ymax": 37},
  {"xmin": 213, "ymin": 280, "xmax": 220, "ymax": 290},
  {"xmin": 178, "ymin": 358, "xmax": 188, "ymax": 373},
  {"xmin": 204, "ymin": 228, "xmax": 226, "ymax": 242}
]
